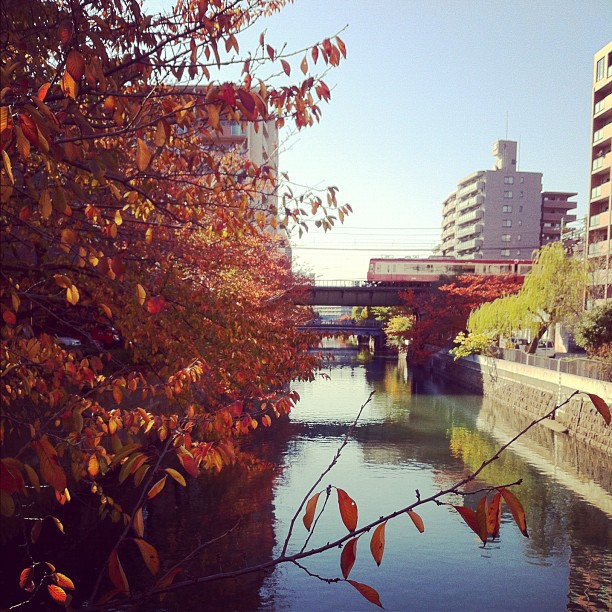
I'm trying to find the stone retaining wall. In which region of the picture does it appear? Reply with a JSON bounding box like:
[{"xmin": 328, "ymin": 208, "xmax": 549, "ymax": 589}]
[{"xmin": 432, "ymin": 353, "xmax": 612, "ymax": 455}]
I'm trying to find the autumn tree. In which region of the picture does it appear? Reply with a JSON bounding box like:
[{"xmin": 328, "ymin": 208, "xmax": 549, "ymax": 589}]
[
  {"xmin": 0, "ymin": 0, "xmax": 353, "ymax": 606},
  {"xmin": 399, "ymin": 274, "xmax": 523, "ymax": 362},
  {"xmin": 466, "ymin": 244, "xmax": 587, "ymax": 353}
]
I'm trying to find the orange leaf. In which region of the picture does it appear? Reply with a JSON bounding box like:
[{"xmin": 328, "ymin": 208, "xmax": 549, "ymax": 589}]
[
  {"xmin": 337, "ymin": 488, "xmax": 358, "ymax": 532},
  {"xmin": 147, "ymin": 475, "xmax": 167, "ymax": 500},
  {"xmin": 19, "ymin": 567, "xmax": 34, "ymax": 591},
  {"xmin": 37, "ymin": 83, "xmax": 51, "ymax": 101},
  {"xmin": 336, "ymin": 36, "xmax": 347, "ymax": 58},
  {"xmin": 136, "ymin": 138, "xmax": 151, "ymax": 171},
  {"xmin": 407, "ymin": 510, "xmax": 425, "ymax": 533},
  {"xmin": 133, "ymin": 507, "xmax": 144, "ymax": 537},
  {"xmin": 300, "ymin": 56, "xmax": 308, "ymax": 75},
  {"xmin": 476, "ymin": 496, "xmax": 489, "ymax": 544},
  {"xmin": 54, "ymin": 572, "xmax": 75, "ymax": 590},
  {"xmin": 587, "ymin": 393, "xmax": 611, "ymax": 425},
  {"xmin": 453, "ymin": 505, "xmax": 486, "ymax": 544},
  {"xmin": 134, "ymin": 538, "xmax": 160, "ymax": 575},
  {"xmin": 47, "ymin": 584, "xmax": 67, "ymax": 604},
  {"xmin": 487, "ymin": 492, "xmax": 502, "ymax": 538},
  {"xmin": 340, "ymin": 536, "xmax": 358, "ymax": 579},
  {"xmin": 347, "ymin": 580, "xmax": 383, "ymax": 608},
  {"xmin": 2, "ymin": 310, "xmax": 16, "ymax": 325},
  {"xmin": 108, "ymin": 549, "xmax": 129, "ymax": 594},
  {"xmin": 88, "ymin": 454, "xmax": 100, "ymax": 478},
  {"xmin": 31, "ymin": 438, "xmax": 67, "ymax": 492},
  {"xmin": 499, "ymin": 487, "xmax": 529, "ymax": 537},
  {"xmin": 177, "ymin": 453, "xmax": 199, "ymax": 478},
  {"xmin": 369, "ymin": 522, "xmax": 386, "ymax": 566},
  {"xmin": 302, "ymin": 491, "xmax": 320, "ymax": 531}
]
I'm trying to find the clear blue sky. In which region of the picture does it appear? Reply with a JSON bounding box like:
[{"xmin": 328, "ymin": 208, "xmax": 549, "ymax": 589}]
[
  {"xmin": 148, "ymin": 1, "xmax": 611, "ymax": 279},
  {"xmin": 253, "ymin": 0, "xmax": 611, "ymax": 279}
]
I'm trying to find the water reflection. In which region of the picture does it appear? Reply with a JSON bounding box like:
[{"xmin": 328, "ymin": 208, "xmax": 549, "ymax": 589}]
[{"xmin": 141, "ymin": 354, "xmax": 610, "ymax": 611}]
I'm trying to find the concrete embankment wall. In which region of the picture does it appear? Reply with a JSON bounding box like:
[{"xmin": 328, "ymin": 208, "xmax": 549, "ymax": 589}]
[{"xmin": 432, "ymin": 353, "xmax": 612, "ymax": 455}]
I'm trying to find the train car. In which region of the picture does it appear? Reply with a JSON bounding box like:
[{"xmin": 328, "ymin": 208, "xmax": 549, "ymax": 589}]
[{"xmin": 367, "ymin": 258, "xmax": 533, "ymax": 285}]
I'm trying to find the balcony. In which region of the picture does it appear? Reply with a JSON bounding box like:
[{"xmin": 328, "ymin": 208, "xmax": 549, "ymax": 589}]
[
  {"xmin": 591, "ymin": 181, "xmax": 611, "ymax": 202},
  {"xmin": 592, "ymin": 152, "xmax": 611, "ymax": 174},
  {"xmin": 589, "ymin": 210, "xmax": 611, "ymax": 228},
  {"xmin": 456, "ymin": 223, "xmax": 483, "ymax": 239},
  {"xmin": 593, "ymin": 123, "xmax": 612, "ymax": 145},
  {"xmin": 456, "ymin": 208, "xmax": 483, "ymax": 226},
  {"xmin": 456, "ymin": 237, "xmax": 483, "ymax": 253},
  {"xmin": 594, "ymin": 93, "xmax": 612, "ymax": 120},
  {"xmin": 457, "ymin": 194, "xmax": 484, "ymax": 212},
  {"xmin": 588, "ymin": 240, "xmax": 610, "ymax": 256},
  {"xmin": 456, "ymin": 180, "xmax": 485, "ymax": 199}
]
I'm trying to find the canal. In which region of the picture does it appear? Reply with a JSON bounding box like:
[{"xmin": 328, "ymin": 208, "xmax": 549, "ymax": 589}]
[{"xmin": 143, "ymin": 350, "xmax": 611, "ymax": 611}]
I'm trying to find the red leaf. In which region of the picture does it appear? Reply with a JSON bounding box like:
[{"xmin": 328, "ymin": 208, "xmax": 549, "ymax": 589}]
[
  {"xmin": 476, "ymin": 496, "xmax": 489, "ymax": 544},
  {"xmin": 453, "ymin": 505, "xmax": 487, "ymax": 544},
  {"xmin": 303, "ymin": 491, "xmax": 320, "ymax": 531},
  {"xmin": 487, "ymin": 492, "xmax": 502, "ymax": 538},
  {"xmin": 0, "ymin": 461, "xmax": 23, "ymax": 494},
  {"xmin": 178, "ymin": 452, "xmax": 200, "ymax": 478},
  {"xmin": 340, "ymin": 537, "xmax": 358, "ymax": 579},
  {"xmin": 347, "ymin": 580, "xmax": 383, "ymax": 608},
  {"xmin": 587, "ymin": 393, "xmax": 611, "ymax": 425},
  {"xmin": 19, "ymin": 567, "xmax": 34, "ymax": 591},
  {"xmin": 407, "ymin": 510, "xmax": 425, "ymax": 533},
  {"xmin": 147, "ymin": 296, "xmax": 166, "ymax": 314},
  {"xmin": 369, "ymin": 522, "xmax": 386, "ymax": 566},
  {"xmin": 37, "ymin": 83, "xmax": 51, "ymax": 101},
  {"xmin": 2, "ymin": 310, "xmax": 17, "ymax": 325},
  {"xmin": 66, "ymin": 50, "xmax": 85, "ymax": 80},
  {"xmin": 280, "ymin": 59, "xmax": 291, "ymax": 76},
  {"xmin": 47, "ymin": 584, "xmax": 67, "ymax": 604},
  {"xmin": 108, "ymin": 549, "xmax": 129, "ymax": 594},
  {"xmin": 337, "ymin": 488, "xmax": 358, "ymax": 532},
  {"xmin": 237, "ymin": 89, "xmax": 255, "ymax": 114},
  {"xmin": 499, "ymin": 487, "xmax": 529, "ymax": 537}
]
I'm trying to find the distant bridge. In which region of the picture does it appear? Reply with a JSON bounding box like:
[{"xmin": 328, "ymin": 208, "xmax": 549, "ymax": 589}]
[
  {"xmin": 294, "ymin": 280, "xmax": 427, "ymax": 307},
  {"xmin": 298, "ymin": 319, "xmax": 385, "ymax": 336}
]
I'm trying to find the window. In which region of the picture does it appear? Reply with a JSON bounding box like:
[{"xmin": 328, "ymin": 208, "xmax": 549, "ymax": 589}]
[
  {"xmin": 501, "ymin": 234, "xmax": 511, "ymax": 242},
  {"xmin": 520, "ymin": 191, "xmax": 524, "ymax": 198},
  {"xmin": 519, "ymin": 205, "xmax": 523, "ymax": 212},
  {"xmin": 596, "ymin": 57, "xmax": 605, "ymax": 81},
  {"xmin": 502, "ymin": 205, "xmax": 512, "ymax": 213},
  {"xmin": 520, "ymin": 177, "xmax": 525, "ymax": 183},
  {"xmin": 504, "ymin": 191, "xmax": 513, "ymax": 198},
  {"xmin": 504, "ymin": 176, "xmax": 514, "ymax": 184},
  {"xmin": 501, "ymin": 249, "xmax": 510, "ymax": 256},
  {"xmin": 517, "ymin": 235, "xmax": 521, "ymax": 241},
  {"xmin": 502, "ymin": 219, "xmax": 512, "ymax": 227}
]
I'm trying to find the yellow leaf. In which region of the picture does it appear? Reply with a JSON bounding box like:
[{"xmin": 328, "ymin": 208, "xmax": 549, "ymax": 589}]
[
  {"xmin": 61, "ymin": 70, "xmax": 78, "ymax": 99},
  {"xmin": 133, "ymin": 507, "xmax": 144, "ymax": 537},
  {"xmin": 147, "ymin": 475, "xmax": 167, "ymax": 500},
  {"xmin": 208, "ymin": 104, "xmax": 220, "ymax": 129},
  {"xmin": 145, "ymin": 228, "xmax": 153, "ymax": 245},
  {"xmin": 88, "ymin": 454, "xmax": 100, "ymax": 478},
  {"xmin": 136, "ymin": 138, "xmax": 151, "ymax": 171},
  {"xmin": 39, "ymin": 189, "xmax": 52, "ymax": 219},
  {"xmin": 2, "ymin": 150, "xmax": 13, "ymax": 183},
  {"xmin": 134, "ymin": 538, "xmax": 160, "ymax": 575},
  {"xmin": 114, "ymin": 210, "xmax": 123, "ymax": 226},
  {"xmin": 136, "ymin": 284, "xmax": 146, "ymax": 307},
  {"xmin": 302, "ymin": 491, "xmax": 320, "ymax": 531},
  {"xmin": 66, "ymin": 285, "xmax": 80, "ymax": 305},
  {"xmin": 51, "ymin": 516, "xmax": 65, "ymax": 534},
  {"xmin": 164, "ymin": 468, "xmax": 186, "ymax": 487}
]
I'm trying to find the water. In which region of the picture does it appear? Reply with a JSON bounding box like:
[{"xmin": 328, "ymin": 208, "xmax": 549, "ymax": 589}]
[{"xmin": 142, "ymin": 351, "xmax": 611, "ymax": 611}]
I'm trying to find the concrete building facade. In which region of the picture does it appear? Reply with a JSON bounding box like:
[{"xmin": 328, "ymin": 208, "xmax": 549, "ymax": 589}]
[
  {"xmin": 587, "ymin": 41, "xmax": 612, "ymax": 306},
  {"xmin": 441, "ymin": 140, "xmax": 577, "ymax": 260}
]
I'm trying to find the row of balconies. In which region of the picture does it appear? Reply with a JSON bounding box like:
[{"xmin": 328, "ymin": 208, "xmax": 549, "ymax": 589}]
[
  {"xmin": 592, "ymin": 151, "xmax": 611, "ymax": 174},
  {"xmin": 456, "ymin": 223, "xmax": 483, "ymax": 239},
  {"xmin": 593, "ymin": 122, "xmax": 612, "ymax": 145},
  {"xmin": 456, "ymin": 237, "xmax": 483, "ymax": 253},
  {"xmin": 588, "ymin": 239, "xmax": 610, "ymax": 256},
  {"xmin": 457, "ymin": 194, "xmax": 484, "ymax": 212},
  {"xmin": 594, "ymin": 91, "xmax": 612, "ymax": 121}
]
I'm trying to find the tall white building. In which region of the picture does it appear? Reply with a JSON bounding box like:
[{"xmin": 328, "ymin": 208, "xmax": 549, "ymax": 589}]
[
  {"xmin": 441, "ymin": 140, "xmax": 575, "ymax": 260},
  {"xmin": 587, "ymin": 41, "xmax": 612, "ymax": 305}
]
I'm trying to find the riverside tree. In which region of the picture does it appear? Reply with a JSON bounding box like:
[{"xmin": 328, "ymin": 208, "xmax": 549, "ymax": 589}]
[
  {"xmin": 461, "ymin": 243, "xmax": 587, "ymax": 354},
  {"xmin": 0, "ymin": 2, "xmax": 609, "ymax": 610}
]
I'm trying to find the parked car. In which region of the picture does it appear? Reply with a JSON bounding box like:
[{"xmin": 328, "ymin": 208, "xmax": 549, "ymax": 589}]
[
  {"xmin": 510, "ymin": 337, "xmax": 529, "ymax": 349},
  {"xmin": 535, "ymin": 340, "xmax": 556, "ymax": 358}
]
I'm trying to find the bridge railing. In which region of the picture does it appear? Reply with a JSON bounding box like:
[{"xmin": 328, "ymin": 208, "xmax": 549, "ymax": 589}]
[{"xmin": 311, "ymin": 279, "xmax": 365, "ymax": 287}]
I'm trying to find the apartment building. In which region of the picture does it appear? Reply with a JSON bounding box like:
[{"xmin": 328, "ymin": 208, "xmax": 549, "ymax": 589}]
[
  {"xmin": 587, "ymin": 41, "xmax": 612, "ymax": 305},
  {"xmin": 440, "ymin": 140, "xmax": 577, "ymax": 260}
]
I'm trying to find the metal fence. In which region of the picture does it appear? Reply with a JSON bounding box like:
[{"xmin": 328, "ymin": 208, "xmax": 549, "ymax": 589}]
[{"xmin": 498, "ymin": 348, "xmax": 612, "ymax": 382}]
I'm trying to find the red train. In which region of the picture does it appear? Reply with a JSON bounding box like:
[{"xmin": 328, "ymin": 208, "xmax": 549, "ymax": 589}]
[{"xmin": 367, "ymin": 258, "xmax": 533, "ymax": 284}]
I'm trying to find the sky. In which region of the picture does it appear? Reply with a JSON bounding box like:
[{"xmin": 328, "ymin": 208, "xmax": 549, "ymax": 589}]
[{"xmin": 249, "ymin": 0, "xmax": 612, "ymax": 280}]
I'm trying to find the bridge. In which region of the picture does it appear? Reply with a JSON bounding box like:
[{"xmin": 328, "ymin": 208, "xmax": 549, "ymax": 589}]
[
  {"xmin": 298, "ymin": 319, "xmax": 385, "ymax": 336},
  {"xmin": 293, "ymin": 280, "xmax": 426, "ymax": 307}
]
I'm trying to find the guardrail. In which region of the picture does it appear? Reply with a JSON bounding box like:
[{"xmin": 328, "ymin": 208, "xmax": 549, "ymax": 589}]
[{"xmin": 498, "ymin": 348, "xmax": 611, "ymax": 382}]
